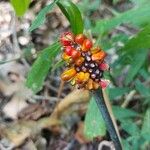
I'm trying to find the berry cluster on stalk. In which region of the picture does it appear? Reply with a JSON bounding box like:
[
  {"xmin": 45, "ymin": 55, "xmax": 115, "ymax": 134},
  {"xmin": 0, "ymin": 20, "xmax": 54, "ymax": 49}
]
[{"xmin": 60, "ymin": 32, "xmax": 110, "ymax": 90}]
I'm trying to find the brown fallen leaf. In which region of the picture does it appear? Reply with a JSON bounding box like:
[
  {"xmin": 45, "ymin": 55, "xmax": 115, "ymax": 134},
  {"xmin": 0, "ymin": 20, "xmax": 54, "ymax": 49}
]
[{"xmin": 74, "ymin": 121, "xmax": 91, "ymax": 144}]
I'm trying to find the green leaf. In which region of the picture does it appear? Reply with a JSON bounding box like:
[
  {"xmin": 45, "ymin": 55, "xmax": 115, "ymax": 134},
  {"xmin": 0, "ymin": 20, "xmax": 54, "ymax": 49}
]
[
  {"xmin": 141, "ymin": 108, "xmax": 150, "ymax": 140},
  {"xmin": 135, "ymin": 80, "xmax": 150, "ymax": 97},
  {"xmin": 113, "ymin": 106, "xmax": 138, "ymax": 121},
  {"xmin": 51, "ymin": 59, "xmax": 65, "ymax": 72},
  {"xmin": 121, "ymin": 119, "xmax": 140, "ymax": 136},
  {"xmin": 125, "ymin": 50, "xmax": 148, "ymax": 85},
  {"xmin": 123, "ymin": 24, "xmax": 150, "ymax": 53},
  {"xmin": 109, "ymin": 87, "xmax": 130, "ymax": 100},
  {"xmin": 29, "ymin": 0, "xmax": 59, "ymax": 32},
  {"xmin": 92, "ymin": 4, "xmax": 150, "ymax": 35},
  {"xmin": 84, "ymin": 96, "xmax": 106, "ymax": 139},
  {"xmin": 57, "ymin": 1, "xmax": 84, "ymax": 34},
  {"xmin": 26, "ymin": 42, "xmax": 61, "ymax": 93},
  {"xmin": 10, "ymin": 0, "xmax": 30, "ymax": 16}
]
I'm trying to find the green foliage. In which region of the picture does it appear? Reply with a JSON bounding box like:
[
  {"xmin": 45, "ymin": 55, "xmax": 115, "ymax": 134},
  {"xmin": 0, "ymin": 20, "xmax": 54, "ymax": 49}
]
[
  {"xmin": 10, "ymin": 0, "xmax": 30, "ymax": 16},
  {"xmin": 123, "ymin": 24, "xmax": 150, "ymax": 54},
  {"xmin": 141, "ymin": 108, "xmax": 150, "ymax": 140},
  {"xmin": 57, "ymin": 1, "xmax": 84, "ymax": 34},
  {"xmin": 109, "ymin": 87, "xmax": 130, "ymax": 100},
  {"xmin": 135, "ymin": 80, "xmax": 150, "ymax": 97},
  {"xmin": 26, "ymin": 42, "xmax": 61, "ymax": 93},
  {"xmin": 113, "ymin": 106, "xmax": 138, "ymax": 121},
  {"xmin": 29, "ymin": 0, "xmax": 59, "ymax": 32},
  {"xmin": 92, "ymin": 3, "xmax": 150, "ymax": 35},
  {"xmin": 84, "ymin": 96, "xmax": 106, "ymax": 139},
  {"xmin": 125, "ymin": 50, "xmax": 148, "ymax": 85}
]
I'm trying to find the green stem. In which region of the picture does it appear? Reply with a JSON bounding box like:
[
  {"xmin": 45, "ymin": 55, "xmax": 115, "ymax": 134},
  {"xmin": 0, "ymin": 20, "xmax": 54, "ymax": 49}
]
[{"xmin": 93, "ymin": 88, "xmax": 122, "ymax": 150}]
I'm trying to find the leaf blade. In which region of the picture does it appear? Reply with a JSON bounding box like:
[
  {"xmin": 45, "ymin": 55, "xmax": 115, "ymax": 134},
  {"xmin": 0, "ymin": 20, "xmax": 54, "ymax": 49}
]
[
  {"xmin": 10, "ymin": 0, "xmax": 30, "ymax": 16},
  {"xmin": 57, "ymin": 0, "xmax": 84, "ymax": 34},
  {"xmin": 29, "ymin": 0, "xmax": 59, "ymax": 32},
  {"xmin": 26, "ymin": 42, "xmax": 61, "ymax": 93},
  {"xmin": 84, "ymin": 96, "xmax": 106, "ymax": 139}
]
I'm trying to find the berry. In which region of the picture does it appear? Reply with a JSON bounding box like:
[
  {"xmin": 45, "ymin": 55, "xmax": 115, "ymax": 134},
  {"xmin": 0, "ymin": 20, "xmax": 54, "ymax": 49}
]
[
  {"xmin": 71, "ymin": 49, "xmax": 81, "ymax": 59},
  {"xmin": 92, "ymin": 51, "xmax": 107, "ymax": 61},
  {"xmin": 99, "ymin": 62, "xmax": 109, "ymax": 71},
  {"xmin": 65, "ymin": 46, "xmax": 73, "ymax": 56},
  {"xmin": 75, "ymin": 34, "xmax": 86, "ymax": 45},
  {"xmin": 82, "ymin": 39, "xmax": 93, "ymax": 52},
  {"xmin": 61, "ymin": 68, "xmax": 76, "ymax": 81},
  {"xmin": 60, "ymin": 32, "xmax": 74, "ymax": 46},
  {"xmin": 75, "ymin": 57, "xmax": 84, "ymax": 66},
  {"xmin": 99, "ymin": 79, "xmax": 110, "ymax": 89}
]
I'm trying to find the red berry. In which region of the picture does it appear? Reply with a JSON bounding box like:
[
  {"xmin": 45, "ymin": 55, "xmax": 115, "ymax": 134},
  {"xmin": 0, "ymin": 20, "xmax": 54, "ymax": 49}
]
[
  {"xmin": 71, "ymin": 49, "xmax": 81, "ymax": 59},
  {"xmin": 82, "ymin": 39, "xmax": 93, "ymax": 52},
  {"xmin": 60, "ymin": 32, "xmax": 74, "ymax": 46},
  {"xmin": 75, "ymin": 34, "xmax": 86, "ymax": 45},
  {"xmin": 65, "ymin": 46, "xmax": 73, "ymax": 56}
]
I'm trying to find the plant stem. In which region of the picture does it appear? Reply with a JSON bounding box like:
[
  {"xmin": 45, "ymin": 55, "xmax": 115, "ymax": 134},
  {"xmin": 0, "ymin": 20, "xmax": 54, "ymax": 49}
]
[{"xmin": 93, "ymin": 88, "xmax": 122, "ymax": 150}]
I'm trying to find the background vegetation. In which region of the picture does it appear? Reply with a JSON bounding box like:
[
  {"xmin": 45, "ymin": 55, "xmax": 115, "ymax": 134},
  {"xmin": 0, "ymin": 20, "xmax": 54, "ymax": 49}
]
[{"xmin": 0, "ymin": 0, "xmax": 150, "ymax": 149}]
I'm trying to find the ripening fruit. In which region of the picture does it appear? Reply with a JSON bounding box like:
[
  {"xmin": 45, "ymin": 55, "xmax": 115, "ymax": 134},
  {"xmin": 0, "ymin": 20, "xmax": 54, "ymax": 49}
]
[
  {"xmin": 99, "ymin": 62, "xmax": 109, "ymax": 71},
  {"xmin": 75, "ymin": 72, "xmax": 90, "ymax": 84},
  {"xmin": 62, "ymin": 52, "xmax": 70, "ymax": 60},
  {"xmin": 61, "ymin": 68, "xmax": 76, "ymax": 81},
  {"xmin": 91, "ymin": 51, "xmax": 107, "ymax": 61},
  {"xmin": 91, "ymin": 47, "xmax": 101, "ymax": 54},
  {"xmin": 71, "ymin": 49, "xmax": 81, "ymax": 59},
  {"xmin": 84, "ymin": 72, "xmax": 90, "ymax": 82},
  {"xmin": 64, "ymin": 46, "xmax": 74, "ymax": 56},
  {"xmin": 82, "ymin": 39, "xmax": 93, "ymax": 52},
  {"xmin": 75, "ymin": 57, "xmax": 84, "ymax": 66},
  {"xmin": 86, "ymin": 79, "xmax": 94, "ymax": 90},
  {"xmin": 60, "ymin": 32, "xmax": 74, "ymax": 46},
  {"xmin": 75, "ymin": 34, "xmax": 86, "ymax": 45},
  {"xmin": 99, "ymin": 79, "xmax": 110, "ymax": 89},
  {"xmin": 75, "ymin": 72, "xmax": 85, "ymax": 84}
]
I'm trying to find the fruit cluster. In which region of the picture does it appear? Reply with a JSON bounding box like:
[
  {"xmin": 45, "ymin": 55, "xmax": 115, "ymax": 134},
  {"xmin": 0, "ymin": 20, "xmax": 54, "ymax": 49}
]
[{"xmin": 60, "ymin": 32, "xmax": 110, "ymax": 90}]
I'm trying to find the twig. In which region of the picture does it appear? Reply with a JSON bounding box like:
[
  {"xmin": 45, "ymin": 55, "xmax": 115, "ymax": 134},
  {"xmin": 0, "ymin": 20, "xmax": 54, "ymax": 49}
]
[
  {"xmin": 121, "ymin": 90, "xmax": 136, "ymax": 108},
  {"xmin": 93, "ymin": 88, "xmax": 122, "ymax": 150},
  {"xmin": 57, "ymin": 80, "xmax": 64, "ymax": 98}
]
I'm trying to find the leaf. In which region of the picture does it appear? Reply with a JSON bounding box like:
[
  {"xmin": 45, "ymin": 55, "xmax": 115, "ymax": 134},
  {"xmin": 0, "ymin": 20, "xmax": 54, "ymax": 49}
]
[
  {"xmin": 26, "ymin": 42, "xmax": 61, "ymax": 93},
  {"xmin": 84, "ymin": 96, "xmax": 106, "ymax": 139},
  {"xmin": 109, "ymin": 87, "xmax": 130, "ymax": 100},
  {"xmin": 57, "ymin": 1, "xmax": 84, "ymax": 34},
  {"xmin": 123, "ymin": 24, "xmax": 150, "ymax": 53},
  {"xmin": 92, "ymin": 4, "xmax": 150, "ymax": 35},
  {"xmin": 51, "ymin": 60, "xmax": 65, "ymax": 72},
  {"xmin": 10, "ymin": 0, "xmax": 30, "ymax": 16},
  {"xmin": 29, "ymin": 0, "xmax": 59, "ymax": 32},
  {"xmin": 141, "ymin": 108, "xmax": 150, "ymax": 140},
  {"xmin": 113, "ymin": 106, "xmax": 138, "ymax": 121},
  {"xmin": 121, "ymin": 119, "xmax": 140, "ymax": 136},
  {"xmin": 125, "ymin": 50, "xmax": 148, "ymax": 85},
  {"xmin": 135, "ymin": 80, "xmax": 150, "ymax": 97}
]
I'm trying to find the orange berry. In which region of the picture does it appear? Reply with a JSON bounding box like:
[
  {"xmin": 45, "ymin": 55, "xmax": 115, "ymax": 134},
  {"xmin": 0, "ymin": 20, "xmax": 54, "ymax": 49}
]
[
  {"xmin": 61, "ymin": 68, "xmax": 76, "ymax": 81},
  {"xmin": 75, "ymin": 34, "xmax": 86, "ymax": 45},
  {"xmin": 86, "ymin": 79, "xmax": 94, "ymax": 90},
  {"xmin": 71, "ymin": 49, "xmax": 81, "ymax": 59},
  {"xmin": 82, "ymin": 39, "xmax": 93, "ymax": 52},
  {"xmin": 91, "ymin": 51, "xmax": 107, "ymax": 61},
  {"xmin": 75, "ymin": 57, "xmax": 84, "ymax": 66},
  {"xmin": 91, "ymin": 47, "xmax": 101, "ymax": 54},
  {"xmin": 84, "ymin": 73, "xmax": 90, "ymax": 82},
  {"xmin": 60, "ymin": 32, "xmax": 74, "ymax": 46},
  {"xmin": 75, "ymin": 72, "xmax": 85, "ymax": 84},
  {"xmin": 93, "ymin": 81, "xmax": 99, "ymax": 89},
  {"xmin": 62, "ymin": 53, "xmax": 70, "ymax": 61}
]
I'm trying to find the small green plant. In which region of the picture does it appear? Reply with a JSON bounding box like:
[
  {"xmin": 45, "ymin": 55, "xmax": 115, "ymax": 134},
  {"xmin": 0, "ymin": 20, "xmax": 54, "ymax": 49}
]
[{"xmin": 10, "ymin": 0, "xmax": 150, "ymax": 149}]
